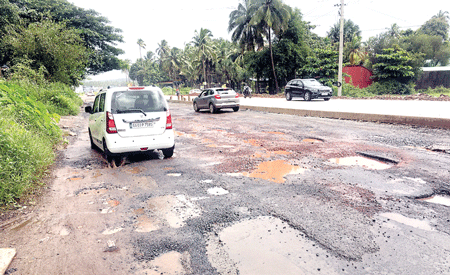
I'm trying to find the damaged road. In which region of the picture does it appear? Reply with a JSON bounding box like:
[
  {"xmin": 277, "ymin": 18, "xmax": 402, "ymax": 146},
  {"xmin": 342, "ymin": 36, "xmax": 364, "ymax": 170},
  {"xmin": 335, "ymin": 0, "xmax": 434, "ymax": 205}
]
[{"xmin": 1, "ymin": 101, "xmax": 450, "ymax": 274}]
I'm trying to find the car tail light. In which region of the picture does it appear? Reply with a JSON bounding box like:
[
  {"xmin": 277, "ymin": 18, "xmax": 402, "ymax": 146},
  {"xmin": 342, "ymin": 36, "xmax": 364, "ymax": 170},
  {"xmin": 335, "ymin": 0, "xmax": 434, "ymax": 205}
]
[
  {"xmin": 166, "ymin": 109, "xmax": 173, "ymax": 129},
  {"xmin": 235, "ymin": 93, "xmax": 239, "ymax": 98},
  {"xmin": 214, "ymin": 94, "xmax": 221, "ymax": 99},
  {"xmin": 128, "ymin": 87, "xmax": 145, "ymax": 90},
  {"xmin": 106, "ymin": 111, "xmax": 118, "ymax": 134}
]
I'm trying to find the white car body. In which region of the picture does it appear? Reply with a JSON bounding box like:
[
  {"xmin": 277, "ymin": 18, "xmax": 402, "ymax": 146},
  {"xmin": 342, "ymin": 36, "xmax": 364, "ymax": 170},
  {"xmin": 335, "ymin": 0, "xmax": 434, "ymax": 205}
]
[{"xmin": 86, "ymin": 86, "xmax": 175, "ymax": 158}]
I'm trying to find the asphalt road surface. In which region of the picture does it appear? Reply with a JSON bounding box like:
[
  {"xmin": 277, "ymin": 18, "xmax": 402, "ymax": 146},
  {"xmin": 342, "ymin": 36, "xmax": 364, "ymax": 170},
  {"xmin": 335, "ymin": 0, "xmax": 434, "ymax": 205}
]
[{"xmin": 2, "ymin": 101, "xmax": 450, "ymax": 274}]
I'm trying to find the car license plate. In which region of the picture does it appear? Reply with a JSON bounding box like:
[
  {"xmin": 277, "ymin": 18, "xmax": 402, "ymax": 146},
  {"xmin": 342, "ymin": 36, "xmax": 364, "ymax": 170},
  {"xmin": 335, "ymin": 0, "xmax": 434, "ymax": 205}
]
[
  {"xmin": 322, "ymin": 92, "xmax": 329, "ymax": 96},
  {"xmin": 130, "ymin": 122, "xmax": 154, "ymax": 129}
]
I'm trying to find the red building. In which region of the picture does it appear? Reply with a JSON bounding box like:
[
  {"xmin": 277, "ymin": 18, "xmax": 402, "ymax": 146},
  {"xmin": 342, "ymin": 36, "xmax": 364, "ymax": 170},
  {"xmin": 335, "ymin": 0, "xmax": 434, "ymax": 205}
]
[{"xmin": 343, "ymin": 65, "xmax": 373, "ymax": 88}]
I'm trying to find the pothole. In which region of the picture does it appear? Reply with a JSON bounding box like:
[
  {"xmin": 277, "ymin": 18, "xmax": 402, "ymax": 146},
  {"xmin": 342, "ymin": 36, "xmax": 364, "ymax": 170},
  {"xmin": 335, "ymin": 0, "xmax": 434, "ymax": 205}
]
[
  {"xmin": 379, "ymin": 213, "xmax": 434, "ymax": 231},
  {"xmin": 206, "ymin": 216, "xmax": 336, "ymax": 275},
  {"xmin": 242, "ymin": 160, "xmax": 306, "ymax": 183},
  {"xmin": 302, "ymin": 138, "xmax": 324, "ymax": 143},
  {"xmin": 418, "ymin": 195, "xmax": 450, "ymax": 207},
  {"xmin": 207, "ymin": 187, "xmax": 229, "ymax": 196},
  {"xmin": 328, "ymin": 156, "xmax": 392, "ymax": 170}
]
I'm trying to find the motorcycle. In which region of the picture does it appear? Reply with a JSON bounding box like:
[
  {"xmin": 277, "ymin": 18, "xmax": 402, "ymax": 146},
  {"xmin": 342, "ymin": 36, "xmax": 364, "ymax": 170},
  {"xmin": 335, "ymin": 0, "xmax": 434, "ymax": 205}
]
[{"xmin": 243, "ymin": 86, "xmax": 252, "ymax": 98}]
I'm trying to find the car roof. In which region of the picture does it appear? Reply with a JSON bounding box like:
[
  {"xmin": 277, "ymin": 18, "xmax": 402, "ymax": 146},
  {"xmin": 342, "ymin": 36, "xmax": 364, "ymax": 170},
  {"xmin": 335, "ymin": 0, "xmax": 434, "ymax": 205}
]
[{"xmin": 99, "ymin": 86, "xmax": 162, "ymax": 94}]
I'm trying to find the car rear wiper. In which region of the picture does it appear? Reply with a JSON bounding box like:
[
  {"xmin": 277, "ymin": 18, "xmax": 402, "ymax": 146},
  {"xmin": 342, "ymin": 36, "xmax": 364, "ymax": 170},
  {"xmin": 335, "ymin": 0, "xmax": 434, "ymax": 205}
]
[{"xmin": 116, "ymin": 109, "xmax": 147, "ymax": 116}]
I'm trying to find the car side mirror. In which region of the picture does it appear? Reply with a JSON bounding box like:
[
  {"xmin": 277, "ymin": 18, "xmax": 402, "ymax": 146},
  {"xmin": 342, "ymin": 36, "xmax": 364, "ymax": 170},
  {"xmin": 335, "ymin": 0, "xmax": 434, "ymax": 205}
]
[{"xmin": 85, "ymin": 106, "xmax": 92, "ymax": 113}]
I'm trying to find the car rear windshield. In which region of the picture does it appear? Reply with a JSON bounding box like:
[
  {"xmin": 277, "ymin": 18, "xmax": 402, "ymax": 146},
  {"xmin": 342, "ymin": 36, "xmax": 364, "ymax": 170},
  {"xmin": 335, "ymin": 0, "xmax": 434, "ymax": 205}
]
[{"xmin": 111, "ymin": 90, "xmax": 167, "ymax": 114}]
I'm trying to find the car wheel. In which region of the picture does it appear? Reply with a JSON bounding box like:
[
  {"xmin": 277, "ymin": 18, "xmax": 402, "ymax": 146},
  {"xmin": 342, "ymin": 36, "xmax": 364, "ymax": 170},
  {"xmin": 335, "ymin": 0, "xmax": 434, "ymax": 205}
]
[
  {"xmin": 286, "ymin": 92, "xmax": 292, "ymax": 101},
  {"xmin": 209, "ymin": 103, "xmax": 217, "ymax": 114},
  {"xmin": 89, "ymin": 129, "xmax": 96, "ymax": 149},
  {"xmin": 324, "ymin": 98, "xmax": 330, "ymax": 101},
  {"xmin": 304, "ymin": 91, "xmax": 312, "ymax": 101},
  {"xmin": 103, "ymin": 139, "xmax": 113, "ymax": 162},
  {"xmin": 162, "ymin": 146, "xmax": 174, "ymax": 158},
  {"xmin": 193, "ymin": 102, "xmax": 199, "ymax": 112},
  {"xmin": 233, "ymin": 106, "xmax": 239, "ymax": 112}
]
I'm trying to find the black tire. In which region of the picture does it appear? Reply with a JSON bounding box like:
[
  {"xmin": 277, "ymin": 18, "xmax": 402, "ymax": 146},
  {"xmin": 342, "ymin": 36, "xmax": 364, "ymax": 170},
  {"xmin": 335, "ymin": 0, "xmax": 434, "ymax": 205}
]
[
  {"xmin": 103, "ymin": 139, "xmax": 113, "ymax": 162},
  {"xmin": 233, "ymin": 106, "xmax": 239, "ymax": 112},
  {"xmin": 209, "ymin": 103, "xmax": 217, "ymax": 114},
  {"xmin": 88, "ymin": 129, "xmax": 95, "ymax": 149},
  {"xmin": 324, "ymin": 98, "xmax": 330, "ymax": 101},
  {"xmin": 193, "ymin": 102, "xmax": 199, "ymax": 112},
  {"xmin": 286, "ymin": 92, "xmax": 292, "ymax": 101},
  {"xmin": 304, "ymin": 92, "xmax": 312, "ymax": 101},
  {"xmin": 162, "ymin": 146, "xmax": 174, "ymax": 158}
]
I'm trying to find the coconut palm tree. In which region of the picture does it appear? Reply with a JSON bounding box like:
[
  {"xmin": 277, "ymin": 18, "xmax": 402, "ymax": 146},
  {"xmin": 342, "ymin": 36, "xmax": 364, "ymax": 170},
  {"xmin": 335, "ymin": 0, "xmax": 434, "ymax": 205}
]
[
  {"xmin": 137, "ymin": 38, "xmax": 146, "ymax": 59},
  {"xmin": 250, "ymin": 0, "xmax": 291, "ymax": 93},
  {"xmin": 228, "ymin": 0, "xmax": 264, "ymax": 52},
  {"xmin": 119, "ymin": 59, "xmax": 131, "ymax": 83},
  {"xmin": 191, "ymin": 28, "xmax": 215, "ymax": 87}
]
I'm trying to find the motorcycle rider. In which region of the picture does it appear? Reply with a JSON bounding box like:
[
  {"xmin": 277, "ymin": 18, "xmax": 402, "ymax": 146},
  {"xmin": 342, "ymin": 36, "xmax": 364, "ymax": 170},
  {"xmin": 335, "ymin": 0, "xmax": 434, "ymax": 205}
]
[{"xmin": 243, "ymin": 83, "xmax": 252, "ymax": 98}]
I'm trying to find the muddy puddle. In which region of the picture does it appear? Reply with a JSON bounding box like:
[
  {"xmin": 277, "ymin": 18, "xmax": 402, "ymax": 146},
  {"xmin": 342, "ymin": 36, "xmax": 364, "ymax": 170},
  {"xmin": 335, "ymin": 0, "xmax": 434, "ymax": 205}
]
[
  {"xmin": 242, "ymin": 160, "xmax": 306, "ymax": 183},
  {"xmin": 328, "ymin": 156, "xmax": 392, "ymax": 170},
  {"xmin": 419, "ymin": 195, "xmax": 450, "ymax": 207},
  {"xmin": 207, "ymin": 216, "xmax": 337, "ymax": 275},
  {"xmin": 139, "ymin": 251, "xmax": 191, "ymax": 275},
  {"xmin": 135, "ymin": 195, "xmax": 201, "ymax": 232},
  {"xmin": 207, "ymin": 187, "xmax": 229, "ymax": 196},
  {"xmin": 379, "ymin": 213, "xmax": 434, "ymax": 231}
]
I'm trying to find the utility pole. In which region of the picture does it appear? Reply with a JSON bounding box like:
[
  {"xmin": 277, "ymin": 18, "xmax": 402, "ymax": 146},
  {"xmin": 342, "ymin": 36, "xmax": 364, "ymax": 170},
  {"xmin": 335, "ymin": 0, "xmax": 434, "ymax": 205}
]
[{"xmin": 337, "ymin": 0, "xmax": 344, "ymax": 96}]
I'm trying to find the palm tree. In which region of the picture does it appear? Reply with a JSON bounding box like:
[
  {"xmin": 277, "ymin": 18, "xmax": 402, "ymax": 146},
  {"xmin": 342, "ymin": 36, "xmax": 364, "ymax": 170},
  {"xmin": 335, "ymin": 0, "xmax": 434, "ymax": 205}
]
[
  {"xmin": 228, "ymin": 0, "xmax": 264, "ymax": 52},
  {"xmin": 191, "ymin": 28, "xmax": 215, "ymax": 87},
  {"xmin": 137, "ymin": 39, "xmax": 146, "ymax": 59},
  {"xmin": 250, "ymin": 0, "xmax": 291, "ymax": 93},
  {"xmin": 119, "ymin": 59, "xmax": 131, "ymax": 83},
  {"xmin": 346, "ymin": 36, "xmax": 366, "ymax": 65},
  {"xmin": 156, "ymin": 40, "xmax": 170, "ymax": 61}
]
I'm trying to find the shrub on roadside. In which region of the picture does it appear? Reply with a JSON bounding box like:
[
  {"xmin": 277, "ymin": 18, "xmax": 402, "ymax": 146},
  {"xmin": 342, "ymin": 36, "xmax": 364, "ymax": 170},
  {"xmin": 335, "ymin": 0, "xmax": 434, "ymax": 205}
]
[
  {"xmin": 421, "ymin": 86, "xmax": 450, "ymax": 97},
  {"xmin": 0, "ymin": 117, "xmax": 54, "ymax": 205},
  {"xmin": 365, "ymin": 80, "xmax": 415, "ymax": 95}
]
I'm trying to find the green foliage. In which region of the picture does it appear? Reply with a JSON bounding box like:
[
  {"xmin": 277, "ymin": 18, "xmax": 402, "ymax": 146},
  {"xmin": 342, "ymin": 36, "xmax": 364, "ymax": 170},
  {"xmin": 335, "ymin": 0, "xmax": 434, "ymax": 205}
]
[
  {"xmin": 327, "ymin": 19, "xmax": 361, "ymax": 45},
  {"xmin": 0, "ymin": 117, "xmax": 54, "ymax": 205},
  {"xmin": 3, "ymin": 20, "xmax": 89, "ymax": 86},
  {"xmin": 418, "ymin": 10, "xmax": 450, "ymax": 41},
  {"xmin": 0, "ymin": 82, "xmax": 62, "ymax": 141},
  {"xmin": 6, "ymin": 0, "xmax": 124, "ymax": 74},
  {"xmin": 422, "ymin": 85, "xmax": 450, "ymax": 97},
  {"xmin": 0, "ymin": 79, "xmax": 81, "ymax": 206},
  {"xmin": 401, "ymin": 33, "xmax": 450, "ymax": 66},
  {"xmin": 298, "ymin": 46, "xmax": 339, "ymax": 85},
  {"xmin": 365, "ymin": 80, "xmax": 415, "ymax": 95},
  {"xmin": 372, "ymin": 46, "xmax": 422, "ymax": 84}
]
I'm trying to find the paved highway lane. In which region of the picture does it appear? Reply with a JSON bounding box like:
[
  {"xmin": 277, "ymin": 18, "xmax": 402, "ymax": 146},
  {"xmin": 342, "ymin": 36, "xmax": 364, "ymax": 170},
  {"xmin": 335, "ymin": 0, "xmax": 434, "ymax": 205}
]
[{"xmin": 3, "ymin": 102, "xmax": 450, "ymax": 274}]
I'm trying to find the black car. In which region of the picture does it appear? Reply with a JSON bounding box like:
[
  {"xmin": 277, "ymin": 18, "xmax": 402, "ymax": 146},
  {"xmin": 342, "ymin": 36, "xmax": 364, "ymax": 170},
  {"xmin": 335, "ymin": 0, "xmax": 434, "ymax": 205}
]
[{"xmin": 285, "ymin": 79, "xmax": 332, "ymax": 101}]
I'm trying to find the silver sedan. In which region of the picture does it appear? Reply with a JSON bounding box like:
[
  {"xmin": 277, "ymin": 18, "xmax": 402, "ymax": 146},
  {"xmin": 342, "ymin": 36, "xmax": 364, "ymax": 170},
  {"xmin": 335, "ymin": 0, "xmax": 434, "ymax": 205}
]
[{"xmin": 193, "ymin": 88, "xmax": 240, "ymax": 113}]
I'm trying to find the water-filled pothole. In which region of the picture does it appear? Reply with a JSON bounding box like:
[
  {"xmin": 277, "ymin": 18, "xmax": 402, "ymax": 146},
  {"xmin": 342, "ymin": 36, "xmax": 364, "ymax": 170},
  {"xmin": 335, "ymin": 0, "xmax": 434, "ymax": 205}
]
[
  {"xmin": 243, "ymin": 160, "xmax": 306, "ymax": 183},
  {"xmin": 328, "ymin": 156, "xmax": 392, "ymax": 170},
  {"xmin": 419, "ymin": 195, "xmax": 450, "ymax": 207}
]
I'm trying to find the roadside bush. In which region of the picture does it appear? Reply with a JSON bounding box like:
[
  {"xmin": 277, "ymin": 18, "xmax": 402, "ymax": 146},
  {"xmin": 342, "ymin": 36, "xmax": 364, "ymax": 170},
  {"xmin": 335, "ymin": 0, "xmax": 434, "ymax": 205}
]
[
  {"xmin": 0, "ymin": 117, "xmax": 54, "ymax": 205},
  {"xmin": 421, "ymin": 86, "xmax": 450, "ymax": 97},
  {"xmin": 365, "ymin": 80, "xmax": 415, "ymax": 95},
  {"xmin": 0, "ymin": 82, "xmax": 62, "ymax": 142},
  {"xmin": 333, "ymin": 82, "xmax": 377, "ymax": 98},
  {"xmin": 161, "ymin": 86, "xmax": 173, "ymax": 95}
]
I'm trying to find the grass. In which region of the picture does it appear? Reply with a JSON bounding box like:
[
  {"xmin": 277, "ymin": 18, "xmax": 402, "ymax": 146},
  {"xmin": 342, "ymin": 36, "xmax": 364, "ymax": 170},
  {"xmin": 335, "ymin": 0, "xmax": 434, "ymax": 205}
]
[{"xmin": 0, "ymin": 80, "xmax": 82, "ymax": 206}]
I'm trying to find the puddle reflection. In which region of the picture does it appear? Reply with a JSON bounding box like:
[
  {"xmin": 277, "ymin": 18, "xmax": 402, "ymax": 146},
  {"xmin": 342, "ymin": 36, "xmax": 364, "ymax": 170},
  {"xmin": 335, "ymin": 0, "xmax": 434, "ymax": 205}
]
[{"xmin": 328, "ymin": 156, "xmax": 391, "ymax": 170}]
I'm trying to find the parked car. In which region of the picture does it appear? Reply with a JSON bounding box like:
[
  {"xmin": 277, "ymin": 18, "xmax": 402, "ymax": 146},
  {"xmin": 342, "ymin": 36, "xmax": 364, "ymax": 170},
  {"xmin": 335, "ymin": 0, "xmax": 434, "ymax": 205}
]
[
  {"xmin": 84, "ymin": 86, "xmax": 175, "ymax": 159},
  {"xmin": 285, "ymin": 79, "xmax": 332, "ymax": 101},
  {"xmin": 193, "ymin": 87, "xmax": 240, "ymax": 113}
]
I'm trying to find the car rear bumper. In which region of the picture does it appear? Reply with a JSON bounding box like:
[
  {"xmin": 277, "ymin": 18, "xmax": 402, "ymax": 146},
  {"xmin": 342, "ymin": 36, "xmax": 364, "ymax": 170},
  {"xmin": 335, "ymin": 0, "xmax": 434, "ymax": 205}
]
[{"xmin": 105, "ymin": 130, "xmax": 175, "ymax": 154}]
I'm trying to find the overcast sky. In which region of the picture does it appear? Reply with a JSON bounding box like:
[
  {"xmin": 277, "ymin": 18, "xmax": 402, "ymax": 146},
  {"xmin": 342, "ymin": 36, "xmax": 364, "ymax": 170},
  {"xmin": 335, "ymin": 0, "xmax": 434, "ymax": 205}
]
[{"xmin": 70, "ymin": 0, "xmax": 450, "ymax": 80}]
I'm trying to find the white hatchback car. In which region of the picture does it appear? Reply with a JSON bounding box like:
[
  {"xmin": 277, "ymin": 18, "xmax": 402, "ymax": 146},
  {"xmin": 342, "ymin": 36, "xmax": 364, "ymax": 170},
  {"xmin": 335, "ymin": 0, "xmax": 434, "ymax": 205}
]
[{"xmin": 85, "ymin": 86, "xmax": 175, "ymax": 159}]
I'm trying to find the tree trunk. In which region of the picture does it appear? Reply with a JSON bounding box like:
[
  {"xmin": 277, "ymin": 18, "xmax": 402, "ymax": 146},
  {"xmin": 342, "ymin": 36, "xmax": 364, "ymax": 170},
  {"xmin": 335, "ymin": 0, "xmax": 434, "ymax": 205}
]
[{"xmin": 268, "ymin": 29, "xmax": 279, "ymax": 94}]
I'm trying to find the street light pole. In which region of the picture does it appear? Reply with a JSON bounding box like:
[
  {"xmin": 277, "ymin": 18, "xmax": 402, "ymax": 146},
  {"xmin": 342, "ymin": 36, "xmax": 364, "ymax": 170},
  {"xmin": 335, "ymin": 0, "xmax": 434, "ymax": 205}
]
[{"xmin": 338, "ymin": 0, "xmax": 344, "ymax": 96}]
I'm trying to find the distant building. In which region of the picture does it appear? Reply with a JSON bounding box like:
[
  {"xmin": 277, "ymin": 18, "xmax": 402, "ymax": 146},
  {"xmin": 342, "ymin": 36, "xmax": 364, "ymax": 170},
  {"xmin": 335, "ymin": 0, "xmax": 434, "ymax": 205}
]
[
  {"xmin": 343, "ymin": 65, "xmax": 373, "ymax": 88},
  {"xmin": 415, "ymin": 67, "xmax": 450, "ymax": 90}
]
